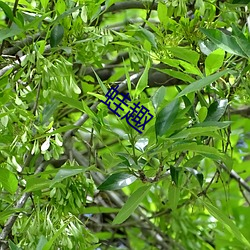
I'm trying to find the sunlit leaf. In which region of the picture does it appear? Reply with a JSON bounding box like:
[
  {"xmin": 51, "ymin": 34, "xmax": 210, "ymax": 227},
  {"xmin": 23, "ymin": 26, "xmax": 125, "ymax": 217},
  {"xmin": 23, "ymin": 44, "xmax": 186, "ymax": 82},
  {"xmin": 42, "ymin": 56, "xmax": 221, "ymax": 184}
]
[
  {"xmin": 0, "ymin": 168, "xmax": 18, "ymax": 194},
  {"xmin": 205, "ymin": 49, "xmax": 225, "ymax": 75}
]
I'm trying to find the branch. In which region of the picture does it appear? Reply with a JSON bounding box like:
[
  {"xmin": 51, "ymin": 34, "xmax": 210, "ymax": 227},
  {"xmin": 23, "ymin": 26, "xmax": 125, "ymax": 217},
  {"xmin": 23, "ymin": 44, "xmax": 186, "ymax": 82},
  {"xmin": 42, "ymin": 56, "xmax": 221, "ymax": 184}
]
[
  {"xmin": 2, "ymin": 32, "xmax": 46, "ymax": 56},
  {"xmin": 0, "ymin": 45, "xmax": 51, "ymax": 78},
  {"xmin": 219, "ymin": 163, "xmax": 250, "ymax": 193}
]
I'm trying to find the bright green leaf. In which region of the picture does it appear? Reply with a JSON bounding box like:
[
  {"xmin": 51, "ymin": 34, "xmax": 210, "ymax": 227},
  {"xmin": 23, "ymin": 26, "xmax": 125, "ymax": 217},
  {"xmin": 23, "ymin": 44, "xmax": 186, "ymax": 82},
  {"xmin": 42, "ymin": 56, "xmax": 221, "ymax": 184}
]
[
  {"xmin": 0, "ymin": 168, "xmax": 18, "ymax": 194},
  {"xmin": 205, "ymin": 49, "xmax": 225, "ymax": 75},
  {"xmin": 168, "ymin": 47, "xmax": 200, "ymax": 65}
]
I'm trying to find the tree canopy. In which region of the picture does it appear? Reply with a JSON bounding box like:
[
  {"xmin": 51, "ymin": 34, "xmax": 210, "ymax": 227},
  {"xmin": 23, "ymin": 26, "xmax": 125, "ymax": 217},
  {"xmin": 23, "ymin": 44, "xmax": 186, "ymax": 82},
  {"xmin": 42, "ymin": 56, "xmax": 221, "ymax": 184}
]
[{"xmin": 0, "ymin": 0, "xmax": 250, "ymax": 249}]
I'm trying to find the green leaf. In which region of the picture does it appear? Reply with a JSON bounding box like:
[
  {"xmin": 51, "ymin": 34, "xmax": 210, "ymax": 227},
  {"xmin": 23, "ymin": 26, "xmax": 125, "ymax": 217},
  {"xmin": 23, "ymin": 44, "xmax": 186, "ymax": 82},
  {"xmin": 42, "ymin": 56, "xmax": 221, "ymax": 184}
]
[
  {"xmin": 200, "ymin": 28, "xmax": 247, "ymax": 58},
  {"xmin": 93, "ymin": 70, "xmax": 108, "ymax": 94},
  {"xmin": 24, "ymin": 177, "xmax": 51, "ymax": 192},
  {"xmin": 80, "ymin": 206, "xmax": 120, "ymax": 214},
  {"xmin": 51, "ymin": 166, "xmax": 86, "ymax": 186},
  {"xmin": 0, "ymin": 209, "xmax": 23, "ymax": 223},
  {"xmin": 0, "ymin": 26, "xmax": 23, "ymax": 42},
  {"xmin": 170, "ymin": 126, "xmax": 220, "ymax": 139},
  {"xmin": 155, "ymin": 99, "xmax": 179, "ymax": 137},
  {"xmin": 0, "ymin": 168, "xmax": 18, "ymax": 194},
  {"xmin": 203, "ymin": 201, "xmax": 250, "ymax": 248},
  {"xmin": 198, "ymin": 106, "xmax": 208, "ymax": 122},
  {"xmin": 194, "ymin": 121, "xmax": 231, "ymax": 129},
  {"xmin": 151, "ymin": 86, "xmax": 166, "ymax": 111},
  {"xmin": 176, "ymin": 70, "xmax": 231, "ymax": 98},
  {"xmin": 50, "ymin": 24, "xmax": 64, "ymax": 47},
  {"xmin": 36, "ymin": 235, "xmax": 48, "ymax": 250},
  {"xmin": 112, "ymin": 185, "xmax": 151, "ymax": 224},
  {"xmin": 168, "ymin": 182, "xmax": 180, "ymax": 210},
  {"xmin": 98, "ymin": 172, "xmax": 137, "ymax": 191},
  {"xmin": 9, "ymin": 241, "xmax": 22, "ymax": 250},
  {"xmin": 134, "ymin": 59, "xmax": 151, "ymax": 98},
  {"xmin": 138, "ymin": 27, "xmax": 157, "ymax": 49},
  {"xmin": 185, "ymin": 167, "xmax": 204, "ymax": 187},
  {"xmin": 232, "ymin": 0, "xmax": 250, "ymax": 4},
  {"xmin": 168, "ymin": 47, "xmax": 200, "ymax": 65},
  {"xmin": 156, "ymin": 67, "xmax": 195, "ymax": 83},
  {"xmin": 42, "ymin": 223, "xmax": 69, "ymax": 250},
  {"xmin": 170, "ymin": 166, "xmax": 180, "ymax": 186},
  {"xmin": 205, "ymin": 49, "xmax": 225, "ymax": 75},
  {"xmin": 0, "ymin": 1, "xmax": 14, "ymax": 21},
  {"xmin": 157, "ymin": 1, "xmax": 168, "ymax": 24},
  {"xmin": 205, "ymin": 99, "xmax": 228, "ymax": 122},
  {"xmin": 53, "ymin": 92, "xmax": 85, "ymax": 112}
]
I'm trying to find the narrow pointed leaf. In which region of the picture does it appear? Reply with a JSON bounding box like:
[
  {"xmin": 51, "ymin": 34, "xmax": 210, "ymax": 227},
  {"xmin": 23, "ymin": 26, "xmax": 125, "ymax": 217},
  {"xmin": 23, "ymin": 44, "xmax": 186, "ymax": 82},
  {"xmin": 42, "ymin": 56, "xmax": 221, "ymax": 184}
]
[
  {"xmin": 112, "ymin": 185, "xmax": 151, "ymax": 224},
  {"xmin": 177, "ymin": 70, "xmax": 230, "ymax": 98}
]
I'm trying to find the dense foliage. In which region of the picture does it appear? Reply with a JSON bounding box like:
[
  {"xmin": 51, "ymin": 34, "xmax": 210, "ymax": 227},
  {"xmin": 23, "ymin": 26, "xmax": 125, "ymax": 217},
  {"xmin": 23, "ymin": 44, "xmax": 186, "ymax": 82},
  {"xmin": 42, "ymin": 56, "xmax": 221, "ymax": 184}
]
[{"xmin": 1, "ymin": 0, "xmax": 250, "ymax": 249}]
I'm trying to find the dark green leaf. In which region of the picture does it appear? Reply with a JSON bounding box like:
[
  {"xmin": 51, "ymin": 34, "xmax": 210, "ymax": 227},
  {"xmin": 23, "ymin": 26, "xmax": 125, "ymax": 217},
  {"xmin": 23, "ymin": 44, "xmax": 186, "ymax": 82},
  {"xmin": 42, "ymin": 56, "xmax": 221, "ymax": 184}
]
[
  {"xmin": 155, "ymin": 99, "xmax": 179, "ymax": 137},
  {"xmin": 0, "ymin": 2, "xmax": 14, "ymax": 21},
  {"xmin": 170, "ymin": 166, "xmax": 181, "ymax": 186},
  {"xmin": 185, "ymin": 167, "xmax": 204, "ymax": 187},
  {"xmin": 200, "ymin": 28, "xmax": 247, "ymax": 57},
  {"xmin": 50, "ymin": 24, "xmax": 64, "ymax": 47},
  {"xmin": 232, "ymin": 0, "xmax": 250, "ymax": 4},
  {"xmin": 98, "ymin": 172, "xmax": 137, "ymax": 191},
  {"xmin": 112, "ymin": 185, "xmax": 151, "ymax": 224},
  {"xmin": 0, "ymin": 168, "xmax": 18, "ymax": 194},
  {"xmin": 205, "ymin": 99, "xmax": 228, "ymax": 122}
]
